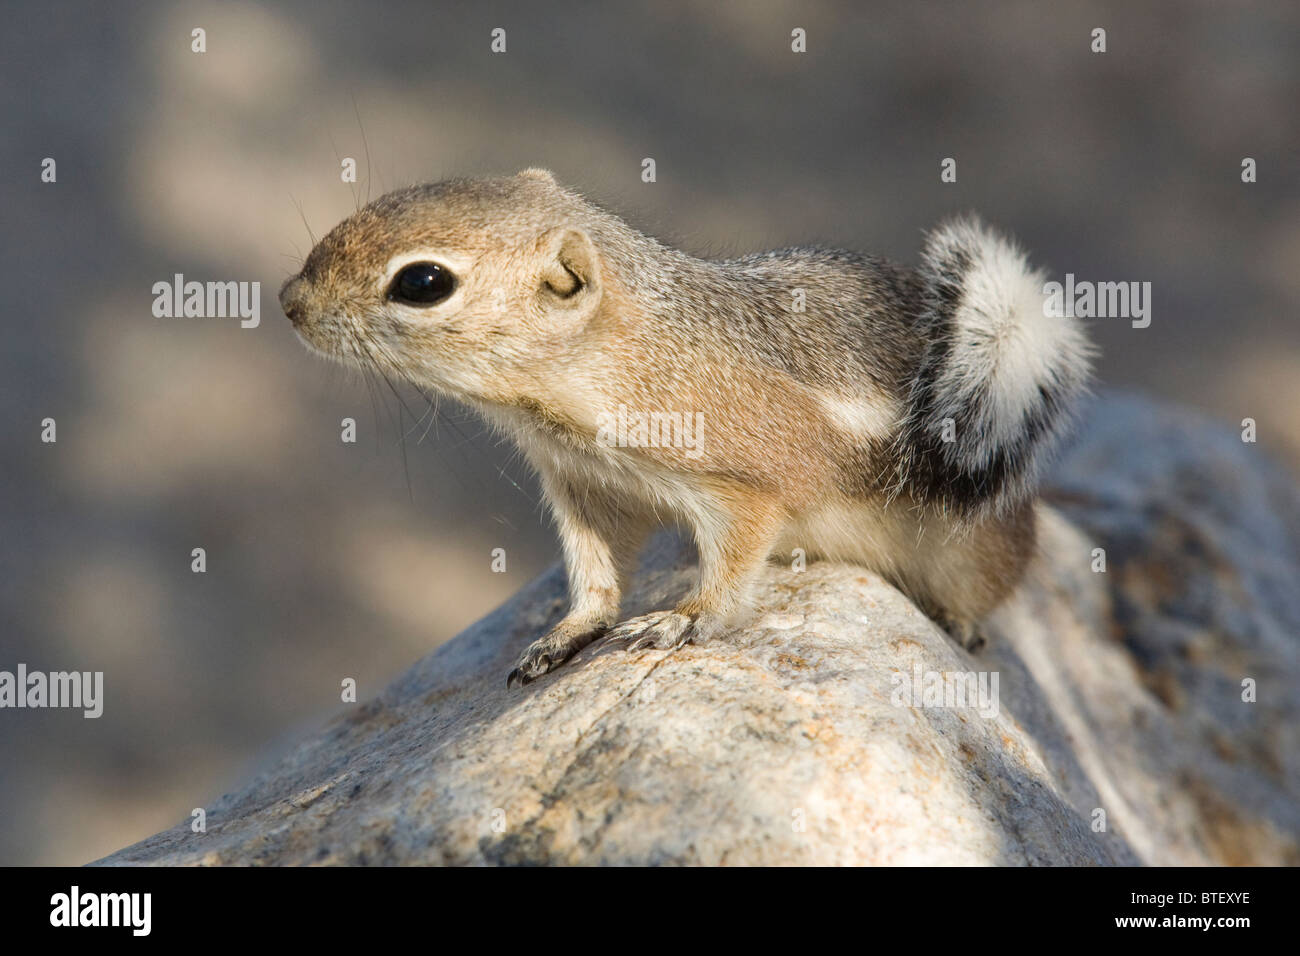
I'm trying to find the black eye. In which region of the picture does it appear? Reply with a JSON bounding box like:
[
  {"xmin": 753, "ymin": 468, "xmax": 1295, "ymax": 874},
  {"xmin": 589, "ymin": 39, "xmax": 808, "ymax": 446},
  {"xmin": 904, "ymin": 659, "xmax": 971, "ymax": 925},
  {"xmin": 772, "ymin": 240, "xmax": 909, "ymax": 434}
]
[{"xmin": 388, "ymin": 262, "xmax": 457, "ymax": 305}]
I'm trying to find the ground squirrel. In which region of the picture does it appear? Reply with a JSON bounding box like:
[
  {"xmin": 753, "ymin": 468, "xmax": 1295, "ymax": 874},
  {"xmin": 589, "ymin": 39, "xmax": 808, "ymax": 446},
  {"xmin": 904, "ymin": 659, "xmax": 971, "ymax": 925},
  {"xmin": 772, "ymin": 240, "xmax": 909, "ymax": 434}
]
[{"xmin": 280, "ymin": 169, "xmax": 1093, "ymax": 686}]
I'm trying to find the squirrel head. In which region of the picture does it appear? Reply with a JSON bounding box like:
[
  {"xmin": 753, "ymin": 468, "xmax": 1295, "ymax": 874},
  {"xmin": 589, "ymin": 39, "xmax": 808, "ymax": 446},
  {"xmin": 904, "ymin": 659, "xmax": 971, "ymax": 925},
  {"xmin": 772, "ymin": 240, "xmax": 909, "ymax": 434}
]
[{"xmin": 280, "ymin": 168, "xmax": 605, "ymax": 403}]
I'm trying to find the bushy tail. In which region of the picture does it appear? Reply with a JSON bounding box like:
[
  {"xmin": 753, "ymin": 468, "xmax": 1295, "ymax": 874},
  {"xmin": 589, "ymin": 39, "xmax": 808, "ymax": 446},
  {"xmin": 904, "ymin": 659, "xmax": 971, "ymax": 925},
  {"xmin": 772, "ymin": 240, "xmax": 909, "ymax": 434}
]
[{"xmin": 896, "ymin": 215, "xmax": 1093, "ymax": 518}]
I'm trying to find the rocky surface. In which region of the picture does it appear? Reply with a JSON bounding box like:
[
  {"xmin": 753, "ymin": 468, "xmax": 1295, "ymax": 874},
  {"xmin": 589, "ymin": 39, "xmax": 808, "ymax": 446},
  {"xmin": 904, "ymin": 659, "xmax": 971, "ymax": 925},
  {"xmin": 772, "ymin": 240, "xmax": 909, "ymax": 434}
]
[{"xmin": 96, "ymin": 394, "xmax": 1300, "ymax": 865}]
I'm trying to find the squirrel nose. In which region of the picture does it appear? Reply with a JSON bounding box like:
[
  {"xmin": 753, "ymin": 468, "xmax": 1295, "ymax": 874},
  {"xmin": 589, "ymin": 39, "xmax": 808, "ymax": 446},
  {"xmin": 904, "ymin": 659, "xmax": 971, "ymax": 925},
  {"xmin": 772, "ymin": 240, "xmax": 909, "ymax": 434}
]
[{"xmin": 280, "ymin": 276, "xmax": 308, "ymax": 327}]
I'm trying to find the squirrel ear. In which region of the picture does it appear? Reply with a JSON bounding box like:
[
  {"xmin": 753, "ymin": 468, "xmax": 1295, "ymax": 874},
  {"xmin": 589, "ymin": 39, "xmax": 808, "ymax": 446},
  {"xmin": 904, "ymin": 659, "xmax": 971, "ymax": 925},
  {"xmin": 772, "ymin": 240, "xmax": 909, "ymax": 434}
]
[
  {"xmin": 517, "ymin": 168, "xmax": 557, "ymax": 185},
  {"xmin": 538, "ymin": 228, "xmax": 600, "ymax": 304}
]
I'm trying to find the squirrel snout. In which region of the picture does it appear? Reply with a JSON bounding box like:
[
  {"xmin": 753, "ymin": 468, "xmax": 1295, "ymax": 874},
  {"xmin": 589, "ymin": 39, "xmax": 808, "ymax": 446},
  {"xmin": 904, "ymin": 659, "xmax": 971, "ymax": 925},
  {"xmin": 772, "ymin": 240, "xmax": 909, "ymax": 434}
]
[{"xmin": 280, "ymin": 276, "xmax": 308, "ymax": 327}]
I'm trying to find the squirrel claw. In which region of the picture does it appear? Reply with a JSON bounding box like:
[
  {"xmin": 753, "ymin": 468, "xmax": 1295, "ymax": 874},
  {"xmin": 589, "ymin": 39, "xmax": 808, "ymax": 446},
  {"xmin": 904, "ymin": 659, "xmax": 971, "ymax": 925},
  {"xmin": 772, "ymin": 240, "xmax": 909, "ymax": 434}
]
[
  {"xmin": 506, "ymin": 619, "xmax": 609, "ymax": 688},
  {"xmin": 506, "ymin": 645, "xmax": 563, "ymax": 687},
  {"xmin": 607, "ymin": 610, "xmax": 697, "ymax": 652}
]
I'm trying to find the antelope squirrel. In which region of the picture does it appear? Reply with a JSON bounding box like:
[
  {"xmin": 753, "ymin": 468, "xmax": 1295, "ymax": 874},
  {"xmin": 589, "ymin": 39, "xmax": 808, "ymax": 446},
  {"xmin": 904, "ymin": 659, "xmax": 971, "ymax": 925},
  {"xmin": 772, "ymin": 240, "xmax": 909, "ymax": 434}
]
[{"xmin": 279, "ymin": 169, "xmax": 1092, "ymax": 686}]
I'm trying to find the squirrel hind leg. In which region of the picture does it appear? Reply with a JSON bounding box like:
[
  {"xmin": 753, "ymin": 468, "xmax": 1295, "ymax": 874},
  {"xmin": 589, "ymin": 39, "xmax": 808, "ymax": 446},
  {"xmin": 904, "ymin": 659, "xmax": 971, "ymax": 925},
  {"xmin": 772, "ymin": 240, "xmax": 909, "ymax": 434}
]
[
  {"xmin": 902, "ymin": 585, "xmax": 988, "ymax": 652},
  {"xmin": 894, "ymin": 503, "xmax": 1036, "ymax": 653},
  {"xmin": 937, "ymin": 614, "xmax": 988, "ymax": 653}
]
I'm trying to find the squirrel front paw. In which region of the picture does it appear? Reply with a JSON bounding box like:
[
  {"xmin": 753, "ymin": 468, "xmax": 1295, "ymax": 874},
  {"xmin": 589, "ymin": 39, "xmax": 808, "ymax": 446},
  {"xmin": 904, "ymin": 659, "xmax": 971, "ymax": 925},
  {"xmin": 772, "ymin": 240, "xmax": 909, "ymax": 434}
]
[
  {"xmin": 605, "ymin": 610, "xmax": 695, "ymax": 651},
  {"xmin": 606, "ymin": 608, "xmax": 728, "ymax": 653},
  {"xmin": 507, "ymin": 608, "xmax": 730, "ymax": 686},
  {"xmin": 506, "ymin": 616, "xmax": 609, "ymax": 687}
]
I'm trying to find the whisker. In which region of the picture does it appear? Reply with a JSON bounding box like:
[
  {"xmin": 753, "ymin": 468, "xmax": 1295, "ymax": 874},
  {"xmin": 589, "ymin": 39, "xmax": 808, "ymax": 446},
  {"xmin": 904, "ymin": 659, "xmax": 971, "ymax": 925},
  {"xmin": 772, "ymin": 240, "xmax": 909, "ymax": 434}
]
[
  {"xmin": 351, "ymin": 93, "xmax": 373, "ymax": 206},
  {"xmin": 364, "ymin": 333, "xmax": 537, "ymax": 507},
  {"xmin": 326, "ymin": 129, "xmax": 360, "ymax": 215},
  {"xmin": 289, "ymin": 194, "xmax": 316, "ymax": 245}
]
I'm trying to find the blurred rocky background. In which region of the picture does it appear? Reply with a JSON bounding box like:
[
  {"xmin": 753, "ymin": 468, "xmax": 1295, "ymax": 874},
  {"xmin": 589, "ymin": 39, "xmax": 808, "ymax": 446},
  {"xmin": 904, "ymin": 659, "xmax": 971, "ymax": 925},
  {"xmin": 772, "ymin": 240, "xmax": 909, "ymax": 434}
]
[{"xmin": 0, "ymin": 0, "xmax": 1296, "ymax": 864}]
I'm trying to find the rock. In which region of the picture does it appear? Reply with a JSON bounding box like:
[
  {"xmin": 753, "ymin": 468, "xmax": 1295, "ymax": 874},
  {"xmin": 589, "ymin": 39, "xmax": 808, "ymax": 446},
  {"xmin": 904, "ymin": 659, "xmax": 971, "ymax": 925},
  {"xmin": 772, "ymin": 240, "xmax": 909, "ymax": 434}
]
[{"xmin": 95, "ymin": 394, "xmax": 1300, "ymax": 865}]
